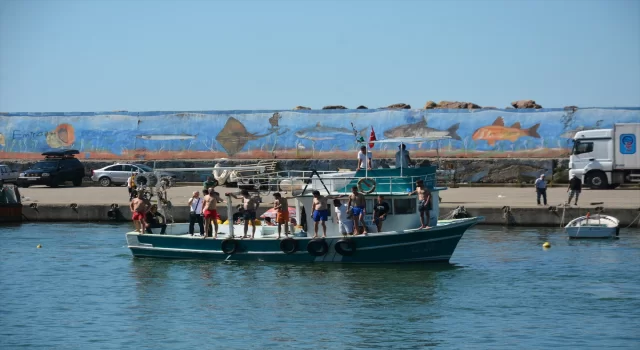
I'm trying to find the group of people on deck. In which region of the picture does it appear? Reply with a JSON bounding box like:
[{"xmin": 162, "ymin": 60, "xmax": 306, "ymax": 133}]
[{"xmin": 132, "ymin": 173, "xmax": 434, "ymax": 237}]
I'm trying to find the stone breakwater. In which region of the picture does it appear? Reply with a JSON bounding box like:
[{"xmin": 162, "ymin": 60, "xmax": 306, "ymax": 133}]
[{"xmin": 2, "ymin": 158, "xmax": 567, "ymax": 184}]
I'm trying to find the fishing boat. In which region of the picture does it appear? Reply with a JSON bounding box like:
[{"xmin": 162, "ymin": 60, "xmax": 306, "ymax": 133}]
[
  {"xmin": 564, "ymin": 203, "xmax": 620, "ymax": 239},
  {"xmin": 126, "ymin": 138, "xmax": 484, "ymax": 263}
]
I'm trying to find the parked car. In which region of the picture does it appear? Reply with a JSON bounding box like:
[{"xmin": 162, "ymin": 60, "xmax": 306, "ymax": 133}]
[
  {"xmin": 0, "ymin": 164, "xmax": 19, "ymax": 185},
  {"xmin": 17, "ymin": 149, "xmax": 86, "ymax": 188},
  {"xmin": 90, "ymin": 163, "xmax": 177, "ymax": 187}
]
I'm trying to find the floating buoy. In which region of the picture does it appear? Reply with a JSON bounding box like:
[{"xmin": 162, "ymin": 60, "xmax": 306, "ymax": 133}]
[
  {"xmin": 37, "ymin": 244, "xmax": 42, "ymax": 249},
  {"xmin": 542, "ymin": 242, "xmax": 551, "ymax": 249}
]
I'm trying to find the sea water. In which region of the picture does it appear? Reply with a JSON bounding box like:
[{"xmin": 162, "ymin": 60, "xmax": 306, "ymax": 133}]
[{"xmin": 1, "ymin": 223, "xmax": 639, "ymax": 349}]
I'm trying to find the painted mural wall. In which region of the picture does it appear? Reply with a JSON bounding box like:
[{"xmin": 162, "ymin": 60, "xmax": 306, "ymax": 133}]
[{"xmin": 0, "ymin": 108, "xmax": 638, "ymax": 160}]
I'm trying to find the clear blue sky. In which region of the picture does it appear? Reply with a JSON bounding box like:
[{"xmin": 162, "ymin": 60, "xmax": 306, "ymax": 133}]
[{"xmin": 1, "ymin": 0, "xmax": 639, "ymax": 112}]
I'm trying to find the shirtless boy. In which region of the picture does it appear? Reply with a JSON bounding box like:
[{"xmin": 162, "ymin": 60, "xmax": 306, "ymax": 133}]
[
  {"xmin": 347, "ymin": 186, "xmax": 368, "ymax": 235},
  {"xmin": 311, "ymin": 190, "xmax": 345, "ymax": 238},
  {"xmin": 409, "ymin": 179, "xmax": 432, "ymax": 229},
  {"xmin": 202, "ymin": 187, "xmax": 225, "ymax": 239},
  {"xmin": 129, "ymin": 191, "xmax": 149, "ymax": 234},
  {"xmin": 228, "ymin": 190, "xmax": 258, "ymax": 239},
  {"xmin": 273, "ymin": 192, "xmax": 293, "ymax": 239}
]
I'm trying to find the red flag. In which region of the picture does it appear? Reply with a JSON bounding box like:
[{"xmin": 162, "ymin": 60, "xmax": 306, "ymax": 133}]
[{"xmin": 369, "ymin": 127, "xmax": 377, "ymax": 149}]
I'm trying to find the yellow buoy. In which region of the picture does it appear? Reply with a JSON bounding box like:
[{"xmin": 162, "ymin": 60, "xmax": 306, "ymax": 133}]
[
  {"xmin": 542, "ymin": 242, "xmax": 551, "ymax": 249},
  {"xmin": 37, "ymin": 244, "xmax": 42, "ymax": 249}
]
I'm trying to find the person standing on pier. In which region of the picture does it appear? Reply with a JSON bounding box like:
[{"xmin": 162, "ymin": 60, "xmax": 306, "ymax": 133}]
[
  {"xmin": 202, "ymin": 187, "xmax": 225, "ymax": 239},
  {"xmin": 228, "ymin": 190, "xmax": 258, "ymax": 239},
  {"xmin": 408, "ymin": 180, "xmax": 431, "ymax": 229},
  {"xmin": 567, "ymin": 174, "xmax": 582, "ymax": 206},
  {"xmin": 535, "ymin": 174, "xmax": 548, "ymax": 206},
  {"xmin": 127, "ymin": 172, "xmax": 136, "ymax": 201},
  {"xmin": 203, "ymin": 176, "xmax": 218, "ymax": 193},
  {"xmin": 348, "ymin": 186, "xmax": 368, "ymax": 235},
  {"xmin": 188, "ymin": 191, "xmax": 204, "ymax": 236}
]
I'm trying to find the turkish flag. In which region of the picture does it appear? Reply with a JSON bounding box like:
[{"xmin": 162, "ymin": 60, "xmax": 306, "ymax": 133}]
[{"xmin": 369, "ymin": 127, "xmax": 377, "ymax": 149}]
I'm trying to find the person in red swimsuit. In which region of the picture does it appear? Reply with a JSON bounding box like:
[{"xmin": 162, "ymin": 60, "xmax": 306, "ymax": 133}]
[
  {"xmin": 202, "ymin": 187, "xmax": 225, "ymax": 239},
  {"xmin": 129, "ymin": 191, "xmax": 149, "ymax": 234}
]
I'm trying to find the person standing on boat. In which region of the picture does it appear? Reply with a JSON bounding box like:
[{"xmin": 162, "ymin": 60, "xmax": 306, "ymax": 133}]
[
  {"xmin": 348, "ymin": 186, "xmax": 368, "ymax": 235},
  {"xmin": 228, "ymin": 190, "xmax": 258, "ymax": 239},
  {"xmin": 273, "ymin": 192, "xmax": 293, "ymax": 239},
  {"xmin": 567, "ymin": 174, "xmax": 582, "ymax": 206},
  {"xmin": 408, "ymin": 180, "xmax": 431, "ymax": 229},
  {"xmin": 356, "ymin": 145, "xmax": 372, "ymax": 171},
  {"xmin": 145, "ymin": 204, "xmax": 167, "ymax": 234},
  {"xmin": 333, "ymin": 199, "xmax": 353, "ymax": 236},
  {"xmin": 535, "ymin": 174, "xmax": 548, "ymax": 206},
  {"xmin": 130, "ymin": 191, "xmax": 149, "ymax": 234},
  {"xmin": 202, "ymin": 187, "xmax": 225, "ymax": 239},
  {"xmin": 373, "ymin": 195, "xmax": 390, "ymax": 232},
  {"xmin": 188, "ymin": 191, "xmax": 204, "ymax": 236},
  {"xmin": 395, "ymin": 144, "xmax": 413, "ymax": 168},
  {"xmin": 311, "ymin": 190, "xmax": 345, "ymax": 238}
]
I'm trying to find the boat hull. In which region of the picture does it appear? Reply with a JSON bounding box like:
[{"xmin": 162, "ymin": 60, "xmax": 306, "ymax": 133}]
[
  {"xmin": 127, "ymin": 218, "xmax": 481, "ymax": 264},
  {"xmin": 566, "ymin": 226, "xmax": 619, "ymax": 239}
]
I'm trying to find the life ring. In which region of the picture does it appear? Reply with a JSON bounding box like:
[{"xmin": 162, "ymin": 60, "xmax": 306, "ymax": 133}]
[
  {"xmin": 145, "ymin": 173, "xmax": 158, "ymax": 187},
  {"xmin": 134, "ymin": 173, "xmax": 148, "ymax": 187},
  {"xmin": 357, "ymin": 178, "xmax": 376, "ymax": 194},
  {"xmin": 334, "ymin": 239, "xmax": 356, "ymax": 256},
  {"xmin": 279, "ymin": 238, "xmax": 298, "ymax": 254},
  {"xmin": 306, "ymin": 238, "xmax": 328, "ymax": 257},
  {"xmin": 221, "ymin": 239, "xmax": 238, "ymax": 254},
  {"xmin": 213, "ymin": 164, "xmax": 229, "ymax": 185}
]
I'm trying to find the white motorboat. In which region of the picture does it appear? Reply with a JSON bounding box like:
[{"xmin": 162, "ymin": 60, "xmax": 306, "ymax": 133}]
[{"xmin": 565, "ymin": 213, "xmax": 620, "ymax": 239}]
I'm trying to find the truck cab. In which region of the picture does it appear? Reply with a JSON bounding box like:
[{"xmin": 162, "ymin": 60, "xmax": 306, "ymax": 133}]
[{"xmin": 569, "ymin": 123, "xmax": 640, "ymax": 189}]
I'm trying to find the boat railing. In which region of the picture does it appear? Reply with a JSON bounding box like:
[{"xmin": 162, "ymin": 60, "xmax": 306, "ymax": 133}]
[{"xmin": 232, "ymin": 169, "xmax": 436, "ymax": 195}]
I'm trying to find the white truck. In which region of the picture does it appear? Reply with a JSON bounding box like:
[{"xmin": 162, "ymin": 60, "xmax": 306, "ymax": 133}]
[
  {"xmin": 0, "ymin": 164, "xmax": 20, "ymax": 185},
  {"xmin": 569, "ymin": 123, "xmax": 640, "ymax": 189}
]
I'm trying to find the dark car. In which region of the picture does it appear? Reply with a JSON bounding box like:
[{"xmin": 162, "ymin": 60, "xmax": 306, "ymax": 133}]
[{"xmin": 17, "ymin": 149, "xmax": 86, "ymax": 188}]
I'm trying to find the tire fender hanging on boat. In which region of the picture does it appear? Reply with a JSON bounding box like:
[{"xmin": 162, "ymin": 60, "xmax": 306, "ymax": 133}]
[
  {"xmin": 306, "ymin": 238, "xmax": 328, "ymax": 257},
  {"xmin": 334, "ymin": 239, "xmax": 356, "ymax": 256},
  {"xmin": 357, "ymin": 178, "xmax": 376, "ymax": 194},
  {"xmin": 221, "ymin": 238, "xmax": 238, "ymax": 254},
  {"xmin": 279, "ymin": 238, "xmax": 298, "ymax": 254}
]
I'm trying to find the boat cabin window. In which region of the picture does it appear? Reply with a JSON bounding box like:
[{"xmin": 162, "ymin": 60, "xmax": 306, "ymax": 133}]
[
  {"xmin": 572, "ymin": 141, "xmax": 593, "ymax": 155},
  {"xmin": 393, "ymin": 198, "xmax": 416, "ymax": 214}
]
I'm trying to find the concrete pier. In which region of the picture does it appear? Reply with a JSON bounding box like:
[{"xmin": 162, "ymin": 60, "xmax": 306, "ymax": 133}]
[{"xmin": 14, "ymin": 185, "xmax": 640, "ymax": 227}]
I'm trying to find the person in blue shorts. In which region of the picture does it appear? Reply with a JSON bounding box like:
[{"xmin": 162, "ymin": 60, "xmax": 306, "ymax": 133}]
[
  {"xmin": 311, "ymin": 190, "xmax": 345, "ymax": 238},
  {"xmin": 348, "ymin": 186, "xmax": 368, "ymax": 235}
]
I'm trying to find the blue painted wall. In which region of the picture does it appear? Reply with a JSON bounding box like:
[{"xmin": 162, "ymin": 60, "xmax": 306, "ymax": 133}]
[{"xmin": 0, "ymin": 107, "xmax": 638, "ymax": 160}]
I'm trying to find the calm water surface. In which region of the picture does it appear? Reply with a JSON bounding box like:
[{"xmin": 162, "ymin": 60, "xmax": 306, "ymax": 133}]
[{"xmin": 1, "ymin": 223, "xmax": 639, "ymax": 349}]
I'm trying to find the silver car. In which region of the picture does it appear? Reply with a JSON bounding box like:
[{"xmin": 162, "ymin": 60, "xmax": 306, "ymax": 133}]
[{"xmin": 90, "ymin": 163, "xmax": 176, "ymax": 187}]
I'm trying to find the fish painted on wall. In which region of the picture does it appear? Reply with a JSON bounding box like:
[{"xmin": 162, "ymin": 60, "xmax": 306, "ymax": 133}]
[
  {"xmin": 383, "ymin": 120, "xmax": 461, "ymax": 140},
  {"xmin": 136, "ymin": 134, "xmax": 197, "ymax": 141},
  {"xmin": 215, "ymin": 117, "xmax": 277, "ymax": 155},
  {"xmin": 294, "ymin": 123, "xmax": 354, "ymax": 141},
  {"xmin": 46, "ymin": 123, "xmax": 76, "ymax": 148},
  {"xmin": 472, "ymin": 117, "xmax": 540, "ymax": 146}
]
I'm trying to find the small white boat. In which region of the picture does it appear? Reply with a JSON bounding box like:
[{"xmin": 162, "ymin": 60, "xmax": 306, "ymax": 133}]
[{"xmin": 565, "ymin": 214, "xmax": 620, "ymax": 239}]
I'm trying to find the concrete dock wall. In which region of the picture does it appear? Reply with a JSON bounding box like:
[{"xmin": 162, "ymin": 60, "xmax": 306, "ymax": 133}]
[{"xmin": 19, "ymin": 204, "xmax": 640, "ymax": 228}]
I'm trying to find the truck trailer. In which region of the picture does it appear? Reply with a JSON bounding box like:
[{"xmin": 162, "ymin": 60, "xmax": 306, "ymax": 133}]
[{"xmin": 568, "ymin": 123, "xmax": 640, "ymax": 189}]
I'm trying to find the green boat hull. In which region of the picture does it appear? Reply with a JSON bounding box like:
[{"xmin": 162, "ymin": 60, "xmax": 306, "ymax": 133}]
[{"xmin": 126, "ymin": 218, "xmax": 481, "ymax": 264}]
